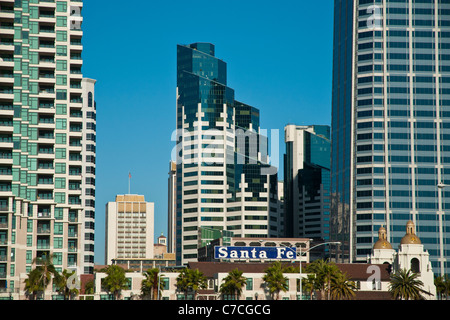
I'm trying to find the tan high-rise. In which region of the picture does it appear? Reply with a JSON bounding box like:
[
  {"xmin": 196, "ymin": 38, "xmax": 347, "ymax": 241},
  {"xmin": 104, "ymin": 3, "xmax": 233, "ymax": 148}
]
[{"xmin": 105, "ymin": 195, "xmax": 154, "ymax": 264}]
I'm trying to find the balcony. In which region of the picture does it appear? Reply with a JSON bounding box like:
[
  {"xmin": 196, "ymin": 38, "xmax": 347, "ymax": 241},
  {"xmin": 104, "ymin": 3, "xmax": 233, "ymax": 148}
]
[
  {"xmin": 0, "ymin": 37, "xmax": 13, "ymax": 51},
  {"xmin": 0, "ymin": 87, "xmax": 13, "ymax": 99},
  {"xmin": 37, "ymin": 227, "xmax": 51, "ymax": 235},
  {"xmin": 38, "ymin": 161, "xmax": 54, "ymax": 171},
  {"xmin": 0, "ymin": 72, "xmax": 14, "ymax": 85},
  {"xmin": 38, "ymin": 146, "xmax": 54, "ymax": 155},
  {"xmin": 37, "ymin": 212, "xmax": 51, "ymax": 219},
  {"xmin": 37, "ymin": 191, "xmax": 53, "ymax": 201},
  {"xmin": 68, "ymin": 231, "xmax": 78, "ymax": 238},
  {"xmin": 39, "ymin": 26, "xmax": 55, "ymax": 34},
  {"xmin": 68, "ymin": 196, "xmax": 81, "ymax": 205},
  {"xmin": 39, "ymin": 101, "xmax": 55, "ymax": 109},
  {"xmin": 0, "ymin": 183, "xmax": 11, "ymax": 193},
  {"xmin": 69, "ymin": 124, "xmax": 82, "ymax": 132}
]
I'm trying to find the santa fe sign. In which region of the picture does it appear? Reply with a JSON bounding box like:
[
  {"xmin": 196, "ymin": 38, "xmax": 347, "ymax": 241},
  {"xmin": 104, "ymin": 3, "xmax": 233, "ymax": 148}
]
[{"xmin": 214, "ymin": 246, "xmax": 297, "ymax": 260}]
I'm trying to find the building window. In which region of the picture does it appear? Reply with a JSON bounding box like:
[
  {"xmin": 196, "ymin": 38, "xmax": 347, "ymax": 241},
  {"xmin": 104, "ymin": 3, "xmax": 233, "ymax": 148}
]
[
  {"xmin": 411, "ymin": 258, "xmax": 420, "ymax": 273},
  {"xmin": 88, "ymin": 92, "xmax": 93, "ymax": 107}
]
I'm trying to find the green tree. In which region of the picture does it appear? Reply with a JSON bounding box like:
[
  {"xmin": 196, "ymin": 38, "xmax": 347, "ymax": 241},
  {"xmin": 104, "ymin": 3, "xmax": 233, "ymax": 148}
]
[
  {"xmin": 329, "ymin": 271, "xmax": 357, "ymax": 300},
  {"xmin": 84, "ymin": 279, "xmax": 95, "ymax": 296},
  {"xmin": 102, "ymin": 265, "xmax": 129, "ymax": 300},
  {"xmin": 435, "ymin": 275, "xmax": 450, "ymax": 300},
  {"xmin": 176, "ymin": 268, "xmax": 207, "ymax": 300},
  {"xmin": 304, "ymin": 259, "xmax": 343, "ymax": 300},
  {"xmin": 54, "ymin": 269, "xmax": 79, "ymax": 300},
  {"xmin": 24, "ymin": 268, "xmax": 44, "ymax": 300},
  {"xmin": 262, "ymin": 261, "xmax": 289, "ymax": 300},
  {"xmin": 25, "ymin": 254, "xmax": 59, "ymax": 300},
  {"xmin": 219, "ymin": 268, "xmax": 247, "ymax": 300},
  {"xmin": 389, "ymin": 268, "xmax": 431, "ymax": 300},
  {"xmin": 141, "ymin": 268, "xmax": 164, "ymax": 300},
  {"xmin": 301, "ymin": 274, "xmax": 319, "ymax": 300}
]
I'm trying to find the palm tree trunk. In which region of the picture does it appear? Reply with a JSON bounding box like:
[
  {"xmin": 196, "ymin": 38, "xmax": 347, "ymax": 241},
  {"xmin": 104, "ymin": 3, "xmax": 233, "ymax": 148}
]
[{"xmin": 153, "ymin": 273, "xmax": 158, "ymax": 300}]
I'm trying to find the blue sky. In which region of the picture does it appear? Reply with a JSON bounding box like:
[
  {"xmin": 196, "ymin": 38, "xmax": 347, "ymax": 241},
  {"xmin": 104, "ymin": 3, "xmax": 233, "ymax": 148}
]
[{"xmin": 81, "ymin": 0, "xmax": 334, "ymax": 264}]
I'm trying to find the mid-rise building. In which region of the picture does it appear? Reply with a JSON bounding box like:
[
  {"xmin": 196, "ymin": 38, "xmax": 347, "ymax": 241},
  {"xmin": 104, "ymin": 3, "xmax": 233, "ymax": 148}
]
[
  {"xmin": 0, "ymin": 0, "xmax": 96, "ymax": 298},
  {"xmin": 284, "ymin": 125, "xmax": 331, "ymax": 249},
  {"xmin": 105, "ymin": 195, "xmax": 154, "ymax": 264},
  {"xmin": 331, "ymin": 0, "xmax": 450, "ymax": 275},
  {"xmin": 174, "ymin": 43, "xmax": 280, "ymax": 265}
]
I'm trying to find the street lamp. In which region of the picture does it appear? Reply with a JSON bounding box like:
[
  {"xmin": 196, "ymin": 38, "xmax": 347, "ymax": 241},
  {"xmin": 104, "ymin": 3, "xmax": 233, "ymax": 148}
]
[{"xmin": 297, "ymin": 241, "xmax": 341, "ymax": 300}]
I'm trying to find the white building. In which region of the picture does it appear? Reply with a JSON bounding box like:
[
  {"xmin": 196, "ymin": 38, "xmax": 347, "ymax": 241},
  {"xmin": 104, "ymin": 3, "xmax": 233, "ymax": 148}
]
[
  {"xmin": 105, "ymin": 195, "xmax": 154, "ymax": 264},
  {"xmin": 369, "ymin": 221, "xmax": 437, "ymax": 300}
]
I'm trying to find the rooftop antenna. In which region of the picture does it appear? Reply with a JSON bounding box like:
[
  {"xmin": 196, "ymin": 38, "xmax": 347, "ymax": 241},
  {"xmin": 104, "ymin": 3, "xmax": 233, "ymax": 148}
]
[{"xmin": 128, "ymin": 172, "xmax": 131, "ymax": 194}]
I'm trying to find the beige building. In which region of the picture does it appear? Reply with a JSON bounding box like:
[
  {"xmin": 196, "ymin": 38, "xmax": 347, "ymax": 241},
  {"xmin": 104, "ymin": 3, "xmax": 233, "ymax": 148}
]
[
  {"xmin": 105, "ymin": 195, "xmax": 154, "ymax": 264},
  {"xmin": 0, "ymin": 0, "xmax": 97, "ymax": 300}
]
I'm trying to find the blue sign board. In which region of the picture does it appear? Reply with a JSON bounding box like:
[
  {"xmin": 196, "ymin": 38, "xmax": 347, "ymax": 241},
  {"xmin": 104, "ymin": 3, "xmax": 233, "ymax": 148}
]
[{"xmin": 214, "ymin": 246, "xmax": 296, "ymax": 260}]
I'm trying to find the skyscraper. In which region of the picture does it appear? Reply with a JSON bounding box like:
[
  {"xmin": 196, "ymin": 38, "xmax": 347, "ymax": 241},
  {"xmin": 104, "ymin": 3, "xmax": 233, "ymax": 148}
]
[
  {"xmin": 175, "ymin": 43, "xmax": 280, "ymax": 265},
  {"xmin": 284, "ymin": 125, "xmax": 331, "ymax": 251},
  {"xmin": 0, "ymin": 0, "xmax": 96, "ymax": 298},
  {"xmin": 331, "ymin": 0, "xmax": 449, "ymax": 275}
]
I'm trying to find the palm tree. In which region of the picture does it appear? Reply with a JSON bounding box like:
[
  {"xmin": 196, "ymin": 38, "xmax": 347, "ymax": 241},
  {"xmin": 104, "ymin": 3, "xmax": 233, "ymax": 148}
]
[
  {"xmin": 176, "ymin": 268, "xmax": 207, "ymax": 300},
  {"xmin": 141, "ymin": 268, "xmax": 164, "ymax": 300},
  {"xmin": 435, "ymin": 275, "xmax": 450, "ymax": 300},
  {"xmin": 84, "ymin": 279, "xmax": 95, "ymax": 298},
  {"xmin": 329, "ymin": 271, "xmax": 357, "ymax": 300},
  {"xmin": 262, "ymin": 261, "xmax": 289, "ymax": 300},
  {"xmin": 54, "ymin": 269, "xmax": 79, "ymax": 300},
  {"xmin": 102, "ymin": 265, "xmax": 129, "ymax": 300},
  {"xmin": 301, "ymin": 274, "xmax": 318, "ymax": 300},
  {"xmin": 305, "ymin": 259, "xmax": 341, "ymax": 300},
  {"xmin": 389, "ymin": 268, "xmax": 431, "ymax": 300},
  {"xmin": 29, "ymin": 254, "xmax": 59, "ymax": 300},
  {"xmin": 24, "ymin": 268, "xmax": 44, "ymax": 300},
  {"xmin": 219, "ymin": 268, "xmax": 247, "ymax": 300}
]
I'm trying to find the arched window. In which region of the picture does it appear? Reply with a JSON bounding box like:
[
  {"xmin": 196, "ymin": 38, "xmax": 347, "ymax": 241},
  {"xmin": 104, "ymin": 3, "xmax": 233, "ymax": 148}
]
[
  {"xmin": 88, "ymin": 92, "xmax": 93, "ymax": 107},
  {"xmin": 411, "ymin": 258, "xmax": 420, "ymax": 273}
]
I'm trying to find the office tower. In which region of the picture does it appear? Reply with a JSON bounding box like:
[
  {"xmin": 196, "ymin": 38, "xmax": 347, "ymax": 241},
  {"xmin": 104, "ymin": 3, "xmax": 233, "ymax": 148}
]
[
  {"xmin": 284, "ymin": 125, "xmax": 331, "ymax": 246},
  {"xmin": 167, "ymin": 160, "xmax": 176, "ymax": 253},
  {"xmin": 331, "ymin": 0, "xmax": 449, "ymax": 275},
  {"xmin": 175, "ymin": 43, "xmax": 280, "ymax": 265},
  {"xmin": 105, "ymin": 195, "xmax": 154, "ymax": 264},
  {"xmin": 0, "ymin": 0, "xmax": 96, "ymax": 297}
]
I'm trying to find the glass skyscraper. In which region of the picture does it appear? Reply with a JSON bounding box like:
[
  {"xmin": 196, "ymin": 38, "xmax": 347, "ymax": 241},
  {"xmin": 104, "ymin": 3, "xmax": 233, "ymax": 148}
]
[
  {"xmin": 331, "ymin": 0, "xmax": 450, "ymax": 276},
  {"xmin": 175, "ymin": 43, "xmax": 280, "ymax": 265},
  {"xmin": 284, "ymin": 125, "xmax": 331, "ymax": 252},
  {"xmin": 0, "ymin": 0, "xmax": 96, "ymax": 298}
]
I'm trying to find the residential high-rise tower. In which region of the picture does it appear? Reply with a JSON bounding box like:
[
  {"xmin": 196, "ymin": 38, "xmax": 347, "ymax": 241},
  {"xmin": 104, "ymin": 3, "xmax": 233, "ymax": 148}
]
[{"xmin": 0, "ymin": 0, "xmax": 96, "ymax": 298}]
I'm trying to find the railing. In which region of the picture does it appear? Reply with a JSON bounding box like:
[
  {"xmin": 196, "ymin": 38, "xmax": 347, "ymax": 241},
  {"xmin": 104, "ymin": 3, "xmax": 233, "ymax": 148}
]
[
  {"xmin": 37, "ymin": 227, "xmax": 51, "ymax": 234},
  {"xmin": 37, "ymin": 212, "xmax": 51, "ymax": 218}
]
